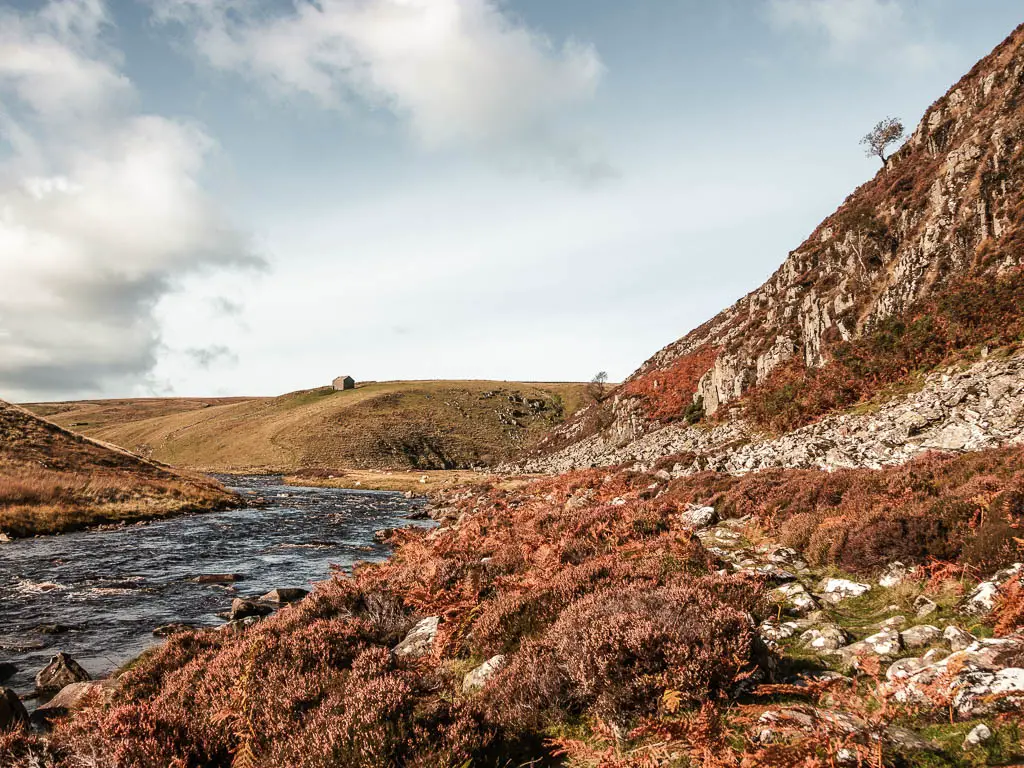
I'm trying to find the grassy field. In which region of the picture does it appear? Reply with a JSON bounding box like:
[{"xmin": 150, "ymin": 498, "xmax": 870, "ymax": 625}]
[
  {"xmin": 283, "ymin": 468, "xmax": 543, "ymax": 494},
  {"xmin": 25, "ymin": 381, "xmax": 591, "ymax": 474},
  {"xmin": 0, "ymin": 400, "xmax": 237, "ymax": 537}
]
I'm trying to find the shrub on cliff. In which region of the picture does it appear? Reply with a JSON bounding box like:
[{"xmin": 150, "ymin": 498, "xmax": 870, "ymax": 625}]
[{"xmin": 747, "ymin": 268, "xmax": 1024, "ymax": 433}]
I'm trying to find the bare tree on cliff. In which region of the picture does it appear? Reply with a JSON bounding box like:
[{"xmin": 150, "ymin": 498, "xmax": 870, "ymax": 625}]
[
  {"xmin": 588, "ymin": 371, "xmax": 609, "ymax": 403},
  {"xmin": 861, "ymin": 116, "xmax": 905, "ymax": 167}
]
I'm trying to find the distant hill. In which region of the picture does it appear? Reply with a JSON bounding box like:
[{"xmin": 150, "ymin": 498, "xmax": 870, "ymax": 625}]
[
  {"xmin": 25, "ymin": 381, "xmax": 591, "ymax": 473},
  {"xmin": 0, "ymin": 399, "xmax": 236, "ymax": 537},
  {"xmin": 530, "ymin": 23, "xmax": 1024, "ymax": 472}
]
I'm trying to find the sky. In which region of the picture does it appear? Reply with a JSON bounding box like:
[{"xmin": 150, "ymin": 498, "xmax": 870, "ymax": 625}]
[{"xmin": 0, "ymin": 0, "xmax": 1021, "ymax": 401}]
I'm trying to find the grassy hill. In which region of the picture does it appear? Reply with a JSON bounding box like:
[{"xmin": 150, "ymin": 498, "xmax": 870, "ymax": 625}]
[
  {"xmin": 0, "ymin": 400, "xmax": 236, "ymax": 537},
  {"xmin": 25, "ymin": 381, "xmax": 591, "ymax": 473}
]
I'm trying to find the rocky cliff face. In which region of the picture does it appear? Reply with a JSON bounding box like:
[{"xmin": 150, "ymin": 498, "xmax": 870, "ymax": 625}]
[{"xmin": 528, "ymin": 23, "xmax": 1024, "ymax": 472}]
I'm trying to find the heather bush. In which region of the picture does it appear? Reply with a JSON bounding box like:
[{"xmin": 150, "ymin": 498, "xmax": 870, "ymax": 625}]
[
  {"xmin": 620, "ymin": 345, "xmax": 719, "ymax": 422},
  {"xmin": 671, "ymin": 447, "xmax": 1024, "ymax": 572},
  {"xmin": 25, "ymin": 446, "xmax": 1024, "ymax": 767},
  {"xmin": 486, "ymin": 580, "xmax": 761, "ymax": 730}
]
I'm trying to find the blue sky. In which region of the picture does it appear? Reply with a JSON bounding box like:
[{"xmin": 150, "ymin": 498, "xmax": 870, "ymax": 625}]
[{"xmin": 0, "ymin": 0, "xmax": 1021, "ymax": 400}]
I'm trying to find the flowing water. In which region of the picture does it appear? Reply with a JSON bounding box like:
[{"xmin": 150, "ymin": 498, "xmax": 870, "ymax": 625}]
[{"xmin": 0, "ymin": 476, "xmax": 431, "ymax": 700}]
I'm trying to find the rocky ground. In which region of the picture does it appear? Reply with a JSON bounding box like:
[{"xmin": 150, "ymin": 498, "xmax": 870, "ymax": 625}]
[
  {"xmin": 688, "ymin": 508, "xmax": 1024, "ymax": 764},
  {"xmin": 520, "ymin": 352, "xmax": 1024, "ymax": 477}
]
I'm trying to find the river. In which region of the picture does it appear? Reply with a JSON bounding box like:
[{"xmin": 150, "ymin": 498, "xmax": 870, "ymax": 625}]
[{"xmin": 0, "ymin": 476, "xmax": 431, "ymax": 701}]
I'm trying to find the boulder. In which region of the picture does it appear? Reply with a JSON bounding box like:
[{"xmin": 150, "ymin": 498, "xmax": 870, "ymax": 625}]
[
  {"xmin": 963, "ymin": 723, "xmax": 993, "ymax": 750},
  {"xmin": 799, "ymin": 626, "xmax": 849, "ymax": 652},
  {"xmin": 964, "ymin": 580, "xmax": 1000, "ymax": 614},
  {"xmin": 886, "ymin": 657, "xmax": 925, "ymax": 683},
  {"xmin": 230, "ymin": 599, "xmax": 274, "ymax": 621},
  {"xmin": 819, "ymin": 578, "xmax": 871, "ymax": 604},
  {"xmin": 35, "ymin": 652, "xmax": 90, "ymax": 695},
  {"xmin": 952, "ymin": 667, "xmax": 1024, "ymax": 717},
  {"xmin": 742, "ymin": 564, "xmax": 797, "ymax": 583},
  {"xmin": 195, "ymin": 573, "xmax": 245, "ymax": 584},
  {"xmin": 679, "ymin": 505, "xmax": 717, "ymax": 530},
  {"xmin": 392, "ymin": 617, "xmax": 439, "ymax": 658},
  {"xmin": 31, "ymin": 680, "xmax": 116, "ymax": 728},
  {"xmin": 764, "ymin": 546, "xmax": 804, "ymax": 567},
  {"xmin": 770, "ymin": 583, "xmax": 820, "ymax": 617},
  {"xmin": 837, "ymin": 628, "xmax": 902, "ymax": 667},
  {"xmin": 878, "ymin": 562, "xmax": 909, "ymax": 588},
  {"xmin": 0, "ymin": 688, "xmax": 27, "ymax": 731},
  {"xmin": 696, "ymin": 526, "xmax": 744, "ymax": 549},
  {"xmin": 900, "ymin": 625, "xmax": 943, "ymax": 650},
  {"xmin": 462, "ymin": 654, "xmax": 506, "ymax": 694},
  {"xmin": 878, "ymin": 615, "xmax": 907, "ymax": 630},
  {"xmin": 152, "ymin": 623, "xmax": 199, "ymax": 637},
  {"xmin": 259, "ymin": 588, "xmax": 309, "ymax": 604},
  {"xmin": 884, "ymin": 726, "xmax": 938, "ymax": 753},
  {"xmin": 943, "ymin": 625, "xmax": 975, "ymax": 651},
  {"xmin": 913, "ymin": 595, "xmax": 939, "ymax": 619},
  {"xmin": 759, "ymin": 620, "xmax": 802, "ymax": 645},
  {"xmin": 890, "ymin": 636, "xmax": 1024, "ymax": 712}
]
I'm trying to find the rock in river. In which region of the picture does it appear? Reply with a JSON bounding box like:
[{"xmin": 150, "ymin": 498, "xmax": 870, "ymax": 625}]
[
  {"xmin": 35, "ymin": 652, "xmax": 91, "ymax": 695},
  {"xmin": 230, "ymin": 599, "xmax": 275, "ymax": 621},
  {"xmin": 195, "ymin": 573, "xmax": 245, "ymax": 585},
  {"xmin": 260, "ymin": 588, "xmax": 309, "ymax": 604}
]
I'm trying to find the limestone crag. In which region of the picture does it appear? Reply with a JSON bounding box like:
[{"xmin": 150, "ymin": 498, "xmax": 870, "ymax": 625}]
[
  {"xmin": 528, "ymin": 25, "xmax": 1024, "ymax": 472},
  {"xmin": 520, "ymin": 351, "xmax": 1024, "ymax": 475}
]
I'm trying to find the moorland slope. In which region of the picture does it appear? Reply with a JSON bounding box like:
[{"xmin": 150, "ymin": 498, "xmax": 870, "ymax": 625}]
[
  {"xmin": 27, "ymin": 381, "xmax": 590, "ymax": 473},
  {"xmin": 0, "ymin": 399, "xmax": 235, "ymax": 537}
]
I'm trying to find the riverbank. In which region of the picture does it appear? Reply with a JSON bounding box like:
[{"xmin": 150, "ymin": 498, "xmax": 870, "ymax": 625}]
[
  {"xmin": 0, "ymin": 476, "xmax": 430, "ymax": 707},
  {"xmin": 282, "ymin": 467, "xmax": 540, "ymax": 494},
  {"xmin": 0, "ymin": 400, "xmax": 239, "ymax": 538}
]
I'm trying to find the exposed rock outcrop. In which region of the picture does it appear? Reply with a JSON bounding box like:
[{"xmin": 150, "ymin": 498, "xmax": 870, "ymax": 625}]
[
  {"xmin": 522, "ymin": 24, "xmax": 1024, "ymax": 476},
  {"xmin": 522, "ymin": 351, "xmax": 1024, "ymax": 475}
]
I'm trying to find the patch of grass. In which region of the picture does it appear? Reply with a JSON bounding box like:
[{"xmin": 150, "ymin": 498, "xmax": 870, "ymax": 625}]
[
  {"xmin": 283, "ymin": 469, "xmax": 514, "ymax": 494},
  {"xmin": 918, "ymin": 719, "xmax": 1024, "ymax": 767}
]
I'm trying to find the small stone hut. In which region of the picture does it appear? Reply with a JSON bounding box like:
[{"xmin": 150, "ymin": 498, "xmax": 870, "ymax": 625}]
[{"xmin": 333, "ymin": 375, "xmax": 355, "ymax": 391}]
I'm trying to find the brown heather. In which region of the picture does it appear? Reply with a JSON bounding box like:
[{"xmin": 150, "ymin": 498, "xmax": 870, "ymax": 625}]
[{"xmin": 5, "ymin": 444, "xmax": 1024, "ymax": 766}]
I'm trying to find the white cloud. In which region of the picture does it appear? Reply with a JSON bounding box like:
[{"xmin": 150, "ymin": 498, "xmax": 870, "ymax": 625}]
[
  {"xmin": 0, "ymin": 0, "xmax": 261, "ymax": 400},
  {"xmin": 150, "ymin": 0, "xmax": 605, "ymax": 167},
  {"xmin": 767, "ymin": 0, "xmax": 947, "ymax": 69}
]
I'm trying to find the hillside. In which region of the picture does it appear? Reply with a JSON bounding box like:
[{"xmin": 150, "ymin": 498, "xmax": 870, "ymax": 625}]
[
  {"xmin": 26, "ymin": 381, "xmax": 590, "ymax": 473},
  {"xmin": 529, "ymin": 23, "xmax": 1024, "ymax": 472},
  {"xmin": 0, "ymin": 400, "xmax": 236, "ymax": 537}
]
